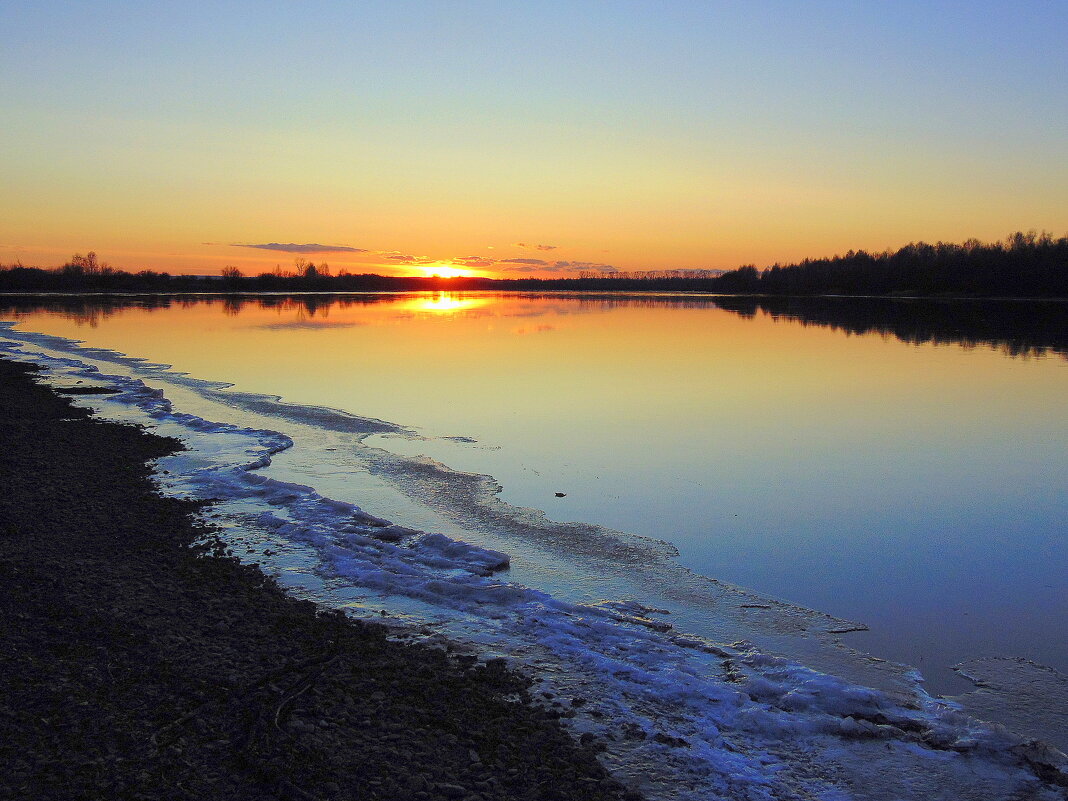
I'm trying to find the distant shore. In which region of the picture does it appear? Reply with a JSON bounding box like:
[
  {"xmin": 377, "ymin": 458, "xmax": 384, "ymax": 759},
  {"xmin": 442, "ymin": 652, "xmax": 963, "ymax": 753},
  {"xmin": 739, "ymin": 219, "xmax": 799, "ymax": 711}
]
[
  {"xmin": 0, "ymin": 358, "xmax": 638, "ymax": 801},
  {"xmin": 3, "ymin": 231, "xmax": 1067, "ymax": 297}
]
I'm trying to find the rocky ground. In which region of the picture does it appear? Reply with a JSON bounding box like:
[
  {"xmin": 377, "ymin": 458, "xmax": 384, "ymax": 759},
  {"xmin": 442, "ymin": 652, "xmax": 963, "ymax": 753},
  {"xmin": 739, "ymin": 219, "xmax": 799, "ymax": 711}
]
[{"xmin": 0, "ymin": 359, "xmax": 640, "ymax": 801}]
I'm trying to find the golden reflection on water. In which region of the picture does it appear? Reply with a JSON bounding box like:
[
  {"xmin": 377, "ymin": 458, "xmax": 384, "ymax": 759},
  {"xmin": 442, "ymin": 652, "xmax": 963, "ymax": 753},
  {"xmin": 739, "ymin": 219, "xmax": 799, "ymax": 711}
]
[
  {"xmin": 6, "ymin": 293, "xmax": 1064, "ymax": 450},
  {"xmin": 401, "ymin": 292, "xmax": 488, "ymax": 314}
]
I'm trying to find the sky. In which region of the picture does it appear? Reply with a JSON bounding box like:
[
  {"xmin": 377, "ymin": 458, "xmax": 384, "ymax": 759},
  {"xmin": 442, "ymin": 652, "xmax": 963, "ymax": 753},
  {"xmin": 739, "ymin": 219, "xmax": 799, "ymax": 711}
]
[{"xmin": 1, "ymin": 1, "xmax": 1066, "ymax": 278}]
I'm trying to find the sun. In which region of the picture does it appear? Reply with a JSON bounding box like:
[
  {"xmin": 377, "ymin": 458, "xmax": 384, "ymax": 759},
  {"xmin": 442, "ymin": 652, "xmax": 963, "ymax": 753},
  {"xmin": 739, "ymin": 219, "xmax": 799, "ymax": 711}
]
[{"xmin": 422, "ymin": 263, "xmax": 470, "ymax": 279}]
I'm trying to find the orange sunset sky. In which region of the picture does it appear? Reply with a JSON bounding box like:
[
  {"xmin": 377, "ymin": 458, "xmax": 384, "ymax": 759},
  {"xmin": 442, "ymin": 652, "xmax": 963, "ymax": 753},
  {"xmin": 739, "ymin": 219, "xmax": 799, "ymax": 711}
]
[{"xmin": 2, "ymin": 2, "xmax": 1066, "ymax": 279}]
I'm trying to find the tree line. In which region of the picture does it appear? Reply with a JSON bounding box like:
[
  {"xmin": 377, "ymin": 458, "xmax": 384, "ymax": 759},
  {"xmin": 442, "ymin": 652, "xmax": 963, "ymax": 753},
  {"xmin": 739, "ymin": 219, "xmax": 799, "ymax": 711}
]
[{"xmin": 1, "ymin": 231, "xmax": 1065, "ymax": 296}]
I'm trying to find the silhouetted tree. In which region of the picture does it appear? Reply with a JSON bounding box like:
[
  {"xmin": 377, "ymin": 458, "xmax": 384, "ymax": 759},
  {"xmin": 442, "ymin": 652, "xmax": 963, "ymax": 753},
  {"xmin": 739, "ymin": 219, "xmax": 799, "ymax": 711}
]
[{"xmin": 2, "ymin": 233, "xmax": 1065, "ymax": 297}]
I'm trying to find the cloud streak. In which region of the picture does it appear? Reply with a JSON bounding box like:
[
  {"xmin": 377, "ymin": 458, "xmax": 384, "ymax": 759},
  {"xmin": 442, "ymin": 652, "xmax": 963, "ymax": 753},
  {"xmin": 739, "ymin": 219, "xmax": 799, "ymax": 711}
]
[
  {"xmin": 500, "ymin": 257, "xmax": 549, "ymax": 266},
  {"xmin": 233, "ymin": 243, "xmax": 367, "ymax": 254},
  {"xmin": 228, "ymin": 243, "xmax": 616, "ymax": 275},
  {"xmin": 453, "ymin": 255, "xmax": 496, "ymax": 267},
  {"xmin": 384, "ymin": 253, "xmax": 435, "ymax": 264}
]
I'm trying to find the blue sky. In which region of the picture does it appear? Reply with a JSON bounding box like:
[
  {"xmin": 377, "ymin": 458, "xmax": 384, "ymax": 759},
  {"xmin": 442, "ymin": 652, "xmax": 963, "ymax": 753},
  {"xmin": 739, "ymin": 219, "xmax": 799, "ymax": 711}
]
[{"xmin": 2, "ymin": 1, "xmax": 1065, "ymax": 274}]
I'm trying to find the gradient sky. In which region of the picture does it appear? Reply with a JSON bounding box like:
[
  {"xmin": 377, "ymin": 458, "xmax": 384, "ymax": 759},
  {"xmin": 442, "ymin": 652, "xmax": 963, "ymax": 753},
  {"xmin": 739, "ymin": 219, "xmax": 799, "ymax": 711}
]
[{"xmin": 2, "ymin": 1, "xmax": 1066, "ymax": 277}]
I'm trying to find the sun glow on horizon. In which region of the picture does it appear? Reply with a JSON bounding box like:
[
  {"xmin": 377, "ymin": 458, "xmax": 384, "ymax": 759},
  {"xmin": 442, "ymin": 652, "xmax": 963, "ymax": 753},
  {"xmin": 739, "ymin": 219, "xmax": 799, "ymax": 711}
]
[{"xmin": 421, "ymin": 263, "xmax": 472, "ymax": 279}]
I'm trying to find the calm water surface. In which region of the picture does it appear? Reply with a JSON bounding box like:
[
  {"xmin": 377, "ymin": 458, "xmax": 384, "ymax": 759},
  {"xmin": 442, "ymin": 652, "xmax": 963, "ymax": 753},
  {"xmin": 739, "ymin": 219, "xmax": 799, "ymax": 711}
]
[{"xmin": 2, "ymin": 292, "xmax": 1065, "ymax": 691}]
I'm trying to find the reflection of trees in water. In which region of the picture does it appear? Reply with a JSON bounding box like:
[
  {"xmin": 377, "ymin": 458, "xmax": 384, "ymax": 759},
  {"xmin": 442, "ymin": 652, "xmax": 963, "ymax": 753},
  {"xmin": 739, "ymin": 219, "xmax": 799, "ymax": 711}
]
[
  {"xmin": 1, "ymin": 293, "xmax": 1064, "ymax": 361},
  {"xmin": 712, "ymin": 296, "xmax": 1068, "ymax": 360},
  {"xmin": 0, "ymin": 293, "xmax": 398, "ymax": 327},
  {"xmin": 0, "ymin": 295, "xmax": 178, "ymax": 328}
]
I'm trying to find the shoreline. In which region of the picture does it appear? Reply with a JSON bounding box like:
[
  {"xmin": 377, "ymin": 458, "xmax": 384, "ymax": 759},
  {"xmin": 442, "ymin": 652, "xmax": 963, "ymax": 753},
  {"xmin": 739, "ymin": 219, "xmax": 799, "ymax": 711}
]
[
  {"xmin": 2, "ymin": 288, "xmax": 1068, "ymax": 301},
  {"xmin": 0, "ymin": 358, "xmax": 638, "ymax": 800}
]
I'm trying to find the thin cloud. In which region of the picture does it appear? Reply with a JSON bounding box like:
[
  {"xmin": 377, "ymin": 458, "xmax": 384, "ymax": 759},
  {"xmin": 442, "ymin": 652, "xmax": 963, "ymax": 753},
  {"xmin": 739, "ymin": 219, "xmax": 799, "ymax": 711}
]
[
  {"xmin": 516, "ymin": 243, "xmax": 558, "ymax": 251},
  {"xmin": 500, "ymin": 258, "xmax": 549, "ymax": 266},
  {"xmin": 233, "ymin": 243, "xmax": 368, "ymax": 254},
  {"xmin": 384, "ymin": 253, "xmax": 435, "ymax": 264},
  {"xmin": 453, "ymin": 255, "xmax": 496, "ymax": 268}
]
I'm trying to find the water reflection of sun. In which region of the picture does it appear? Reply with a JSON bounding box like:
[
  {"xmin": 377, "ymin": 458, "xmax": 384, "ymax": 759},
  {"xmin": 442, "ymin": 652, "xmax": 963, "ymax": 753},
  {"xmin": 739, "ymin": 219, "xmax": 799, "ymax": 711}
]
[{"xmin": 408, "ymin": 292, "xmax": 485, "ymax": 314}]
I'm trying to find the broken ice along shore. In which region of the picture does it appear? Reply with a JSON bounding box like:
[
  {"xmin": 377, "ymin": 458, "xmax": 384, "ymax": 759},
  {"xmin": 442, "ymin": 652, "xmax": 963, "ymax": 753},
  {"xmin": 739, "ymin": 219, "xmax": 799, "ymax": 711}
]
[{"xmin": 1, "ymin": 323, "xmax": 1065, "ymax": 801}]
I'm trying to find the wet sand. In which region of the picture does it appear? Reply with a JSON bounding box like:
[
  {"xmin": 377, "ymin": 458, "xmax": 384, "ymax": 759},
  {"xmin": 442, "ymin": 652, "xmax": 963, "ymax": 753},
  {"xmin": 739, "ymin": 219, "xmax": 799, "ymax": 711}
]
[{"xmin": 0, "ymin": 358, "xmax": 638, "ymax": 801}]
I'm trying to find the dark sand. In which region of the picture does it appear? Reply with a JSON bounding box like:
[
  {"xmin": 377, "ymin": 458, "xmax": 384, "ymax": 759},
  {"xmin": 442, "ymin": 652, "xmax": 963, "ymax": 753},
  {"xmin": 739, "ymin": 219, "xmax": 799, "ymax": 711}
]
[{"xmin": 0, "ymin": 359, "xmax": 638, "ymax": 801}]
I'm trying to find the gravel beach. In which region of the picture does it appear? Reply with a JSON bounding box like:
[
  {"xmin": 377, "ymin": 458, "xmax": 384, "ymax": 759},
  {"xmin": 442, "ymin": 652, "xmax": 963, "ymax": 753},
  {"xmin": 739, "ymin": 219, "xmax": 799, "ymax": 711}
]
[{"xmin": 0, "ymin": 358, "xmax": 639, "ymax": 801}]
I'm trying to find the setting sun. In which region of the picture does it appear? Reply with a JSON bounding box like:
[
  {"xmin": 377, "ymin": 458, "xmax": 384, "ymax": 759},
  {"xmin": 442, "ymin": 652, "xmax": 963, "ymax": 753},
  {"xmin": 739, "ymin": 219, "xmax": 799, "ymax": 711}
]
[{"xmin": 421, "ymin": 264, "xmax": 470, "ymax": 279}]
